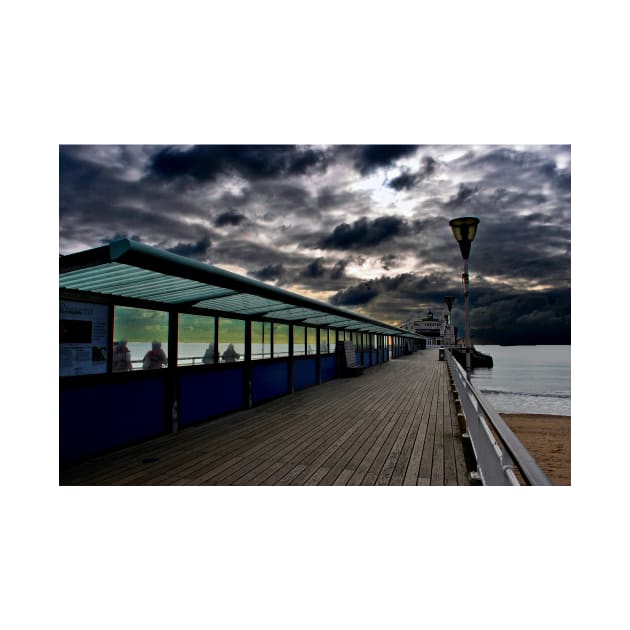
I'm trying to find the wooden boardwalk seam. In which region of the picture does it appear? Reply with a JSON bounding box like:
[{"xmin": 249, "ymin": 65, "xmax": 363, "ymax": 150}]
[{"xmin": 60, "ymin": 350, "xmax": 470, "ymax": 486}]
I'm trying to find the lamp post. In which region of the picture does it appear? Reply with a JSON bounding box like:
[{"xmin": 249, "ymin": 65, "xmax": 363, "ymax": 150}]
[
  {"xmin": 449, "ymin": 217, "xmax": 479, "ymax": 373},
  {"xmin": 444, "ymin": 295, "xmax": 455, "ymax": 348}
]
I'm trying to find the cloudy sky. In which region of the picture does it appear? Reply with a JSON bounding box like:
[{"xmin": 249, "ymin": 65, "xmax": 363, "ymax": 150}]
[{"xmin": 59, "ymin": 144, "xmax": 570, "ymax": 344}]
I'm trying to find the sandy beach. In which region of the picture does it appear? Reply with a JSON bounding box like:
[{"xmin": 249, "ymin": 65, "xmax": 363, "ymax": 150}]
[{"xmin": 500, "ymin": 413, "xmax": 571, "ymax": 485}]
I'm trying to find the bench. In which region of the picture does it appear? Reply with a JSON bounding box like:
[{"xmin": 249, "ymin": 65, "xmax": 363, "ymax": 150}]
[{"xmin": 338, "ymin": 341, "xmax": 364, "ymax": 377}]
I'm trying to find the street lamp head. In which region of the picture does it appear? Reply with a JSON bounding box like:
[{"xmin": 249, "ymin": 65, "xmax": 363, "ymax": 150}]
[{"xmin": 449, "ymin": 216, "xmax": 479, "ymax": 260}]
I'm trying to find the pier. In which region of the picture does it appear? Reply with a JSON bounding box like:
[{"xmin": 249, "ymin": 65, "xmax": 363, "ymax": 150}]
[{"xmin": 60, "ymin": 349, "xmax": 469, "ymax": 486}]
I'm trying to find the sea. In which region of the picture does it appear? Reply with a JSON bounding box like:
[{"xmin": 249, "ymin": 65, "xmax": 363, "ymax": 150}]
[
  {"xmin": 469, "ymin": 345, "xmax": 571, "ymax": 416},
  {"xmin": 124, "ymin": 341, "xmax": 293, "ymax": 367},
  {"xmin": 124, "ymin": 341, "xmax": 570, "ymax": 415}
]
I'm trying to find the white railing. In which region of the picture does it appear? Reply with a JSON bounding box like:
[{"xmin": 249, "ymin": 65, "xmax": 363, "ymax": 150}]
[{"xmin": 446, "ymin": 350, "xmax": 552, "ymax": 486}]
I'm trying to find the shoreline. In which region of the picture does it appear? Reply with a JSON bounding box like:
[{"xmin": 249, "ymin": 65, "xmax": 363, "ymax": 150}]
[{"xmin": 500, "ymin": 413, "xmax": 571, "ymax": 486}]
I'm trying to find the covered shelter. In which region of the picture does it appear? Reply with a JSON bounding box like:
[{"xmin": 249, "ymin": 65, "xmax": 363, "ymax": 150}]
[{"xmin": 59, "ymin": 239, "xmax": 425, "ymax": 464}]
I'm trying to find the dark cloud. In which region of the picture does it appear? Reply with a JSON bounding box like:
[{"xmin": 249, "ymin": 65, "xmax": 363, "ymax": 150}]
[
  {"xmin": 100, "ymin": 232, "xmax": 144, "ymax": 245},
  {"xmin": 329, "ymin": 273, "xmax": 414, "ymax": 307},
  {"xmin": 302, "ymin": 257, "xmax": 326, "ymax": 279},
  {"xmin": 58, "ymin": 146, "xmax": 214, "ymax": 252},
  {"xmin": 451, "ymin": 146, "xmax": 571, "ymax": 205},
  {"xmin": 387, "ymin": 156, "xmax": 437, "ymax": 191},
  {"xmin": 149, "ymin": 145, "xmax": 330, "ymax": 183},
  {"xmin": 215, "ymin": 209, "xmax": 247, "ymax": 227},
  {"xmin": 249, "ymin": 263, "xmax": 286, "ymax": 282},
  {"xmin": 539, "ymin": 160, "xmax": 571, "ymax": 193},
  {"xmin": 167, "ymin": 235, "xmax": 211, "ymax": 259},
  {"xmin": 328, "ymin": 271, "xmax": 570, "ymax": 345},
  {"xmin": 59, "ymin": 144, "xmax": 570, "ymax": 345},
  {"xmin": 380, "ymin": 254, "xmax": 399, "ymax": 270},
  {"xmin": 388, "ymin": 170, "xmax": 417, "ymax": 191},
  {"xmin": 315, "ymin": 186, "xmax": 360, "ymax": 212},
  {"xmin": 331, "ymin": 258, "xmax": 350, "ymax": 280},
  {"xmin": 319, "ymin": 215, "xmax": 409, "ymax": 250},
  {"xmin": 329, "ymin": 281, "xmax": 379, "ymax": 306},
  {"xmin": 444, "ymin": 183, "xmax": 479, "ymax": 208},
  {"xmin": 470, "ymin": 288, "xmax": 571, "ymax": 345},
  {"xmin": 349, "ymin": 145, "xmax": 419, "ymax": 175}
]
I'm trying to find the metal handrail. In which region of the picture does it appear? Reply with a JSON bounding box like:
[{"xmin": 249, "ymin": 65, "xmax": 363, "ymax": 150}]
[
  {"xmin": 446, "ymin": 349, "xmax": 552, "ymax": 486},
  {"xmin": 128, "ymin": 349, "xmax": 339, "ymax": 368}
]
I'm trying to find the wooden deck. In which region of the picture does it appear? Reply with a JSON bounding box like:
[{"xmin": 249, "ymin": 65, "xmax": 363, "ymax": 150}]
[{"xmin": 60, "ymin": 350, "xmax": 470, "ymax": 486}]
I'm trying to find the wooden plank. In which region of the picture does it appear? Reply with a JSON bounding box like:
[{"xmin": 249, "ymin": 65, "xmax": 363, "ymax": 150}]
[
  {"xmin": 357, "ymin": 370, "xmax": 424, "ymax": 485},
  {"xmin": 339, "ymin": 368, "xmax": 417, "ymax": 485},
  {"xmin": 388, "ymin": 364, "xmax": 435, "ymax": 485},
  {"xmin": 441, "ymin": 362, "xmax": 460, "ymax": 485},
  {"xmin": 232, "ymin": 374, "xmax": 389, "ymax": 485},
  {"xmin": 287, "ymin": 378, "xmax": 394, "ymax": 484},
  {"xmin": 417, "ymin": 404, "xmax": 437, "ymax": 482},
  {"xmin": 402, "ymin": 374, "xmax": 437, "ymax": 485},
  {"xmin": 374, "ymin": 368, "xmax": 430, "ymax": 485},
  {"xmin": 431, "ymin": 361, "xmax": 445, "ymax": 486},
  {"xmin": 314, "ymin": 374, "xmax": 415, "ymax": 485}
]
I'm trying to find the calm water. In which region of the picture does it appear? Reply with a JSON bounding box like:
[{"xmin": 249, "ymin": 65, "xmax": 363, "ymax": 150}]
[{"xmin": 469, "ymin": 345, "xmax": 571, "ymax": 416}]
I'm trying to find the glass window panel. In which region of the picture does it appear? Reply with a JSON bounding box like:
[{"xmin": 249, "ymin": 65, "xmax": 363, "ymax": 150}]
[
  {"xmin": 328, "ymin": 329, "xmax": 336, "ymax": 354},
  {"xmin": 306, "ymin": 327, "xmax": 317, "ymax": 355},
  {"xmin": 178, "ymin": 313, "xmax": 215, "ymax": 366},
  {"xmin": 319, "ymin": 329, "xmax": 328, "ymax": 354},
  {"xmin": 293, "ymin": 325, "xmax": 306, "ymax": 356},
  {"xmin": 252, "ymin": 321, "xmax": 272, "ymax": 360},
  {"xmin": 113, "ymin": 305, "xmax": 169, "ymax": 371},
  {"xmin": 273, "ymin": 323, "xmax": 290, "ymax": 357},
  {"xmin": 218, "ymin": 317, "xmax": 245, "ymax": 363}
]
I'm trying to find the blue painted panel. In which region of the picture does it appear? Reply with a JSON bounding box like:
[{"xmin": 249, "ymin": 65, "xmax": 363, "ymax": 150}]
[
  {"xmin": 356, "ymin": 352, "xmax": 362, "ymax": 367},
  {"xmin": 179, "ymin": 367, "xmax": 244, "ymax": 426},
  {"xmin": 372, "ymin": 350, "xmax": 378, "ymax": 365},
  {"xmin": 252, "ymin": 361, "xmax": 289, "ymax": 404},
  {"xmin": 294, "ymin": 357, "xmax": 317, "ymax": 391},
  {"xmin": 321, "ymin": 356, "xmax": 337, "ymax": 382},
  {"xmin": 60, "ymin": 378, "xmax": 166, "ymax": 464},
  {"xmin": 362, "ymin": 351, "xmax": 370, "ymax": 367}
]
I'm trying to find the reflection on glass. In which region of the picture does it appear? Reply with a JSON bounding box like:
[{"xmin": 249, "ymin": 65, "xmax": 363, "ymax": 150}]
[
  {"xmin": 307, "ymin": 327, "xmax": 317, "ymax": 355},
  {"xmin": 273, "ymin": 323, "xmax": 289, "ymax": 357},
  {"xmin": 218, "ymin": 317, "xmax": 245, "ymax": 362},
  {"xmin": 294, "ymin": 325, "xmax": 306, "ymax": 356},
  {"xmin": 113, "ymin": 305, "xmax": 169, "ymax": 370},
  {"xmin": 178, "ymin": 313, "xmax": 215, "ymax": 366},
  {"xmin": 328, "ymin": 329, "xmax": 336, "ymax": 354},
  {"xmin": 252, "ymin": 321, "xmax": 272, "ymax": 360}
]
